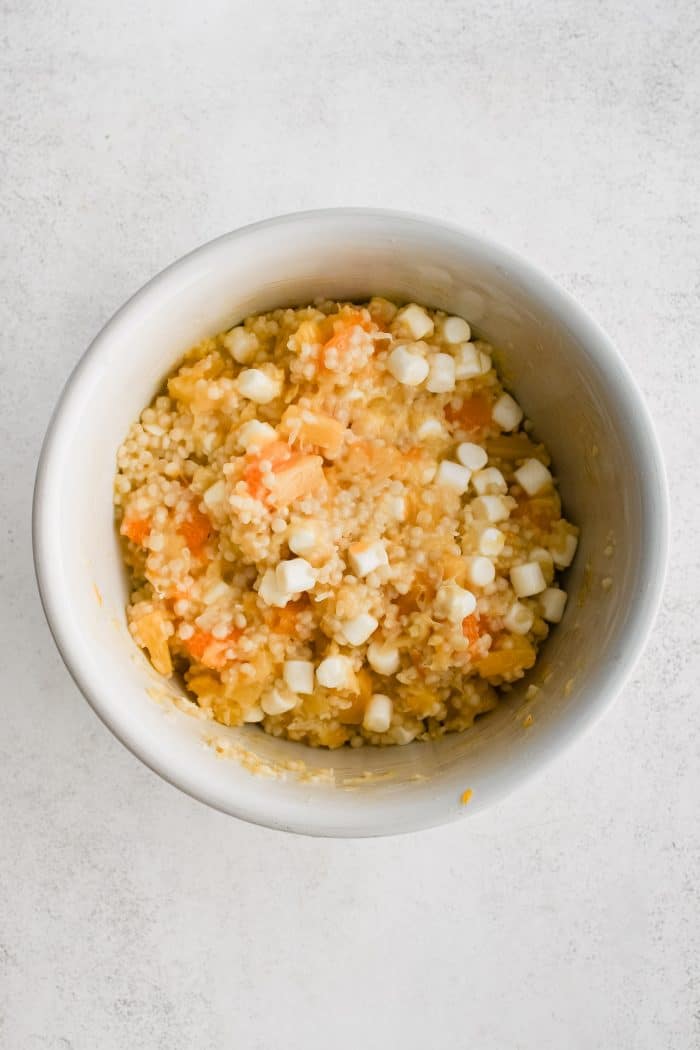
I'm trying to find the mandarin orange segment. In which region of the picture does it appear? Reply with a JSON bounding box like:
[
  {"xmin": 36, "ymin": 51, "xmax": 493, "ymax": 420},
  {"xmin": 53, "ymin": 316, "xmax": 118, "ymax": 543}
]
[
  {"xmin": 120, "ymin": 516, "xmax": 151, "ymax": 546},
  {"xmin": 177, "ymin": 506, "xmax": 212, "ymax": 555}
]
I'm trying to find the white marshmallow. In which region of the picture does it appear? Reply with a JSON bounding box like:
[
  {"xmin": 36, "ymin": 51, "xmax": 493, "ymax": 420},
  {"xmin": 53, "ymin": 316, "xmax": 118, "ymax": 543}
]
[
  {"xmin": 243, "ymin": 705, "xmax": 265, "ymax": 723},
  {"xmin": 492, "ymin": 392, "xmax": 524, "ymax": 431},
  {"xmin": 363, "ymin": 693, "xmax": 393, "ymax": 733},
  {"xmin": 392, "ymin": 725, "xmax": 418, "ymax": 745},
  {"xmin": 261, "ymin": 684, "xmax": 298, "ymax": 716},
  {"xmin": 435, "ymin": 460, "xmax": 471, "ymax": 494},
  {"xmin": 387, "ymin": 345, "xmax": 429, "ymax": 386},
  {"xmin": 435, "ymin": 581, "xmax": 477, "ymax": 623},
  {"xmin": 316, "ymin": 655, "xmax": 355, "ymax": 690},
  {"xmin": 340, "ymin": 613, "xmax": 379, "ymax": 647},
  {"xmin": 504, "ymin": 601, "xmax": 534, "ymax": 635},
  {"xmin": 238, "ymin": 368, "xmax": 280, "ymax": 404},
  {"xmin": 367, "ymin": 641, "xmax": 401, "ymax": 676},
  {"xmin": 348, "ymin": 541, "xmax": 388, "ymax": 577},
  {"xmin": 426, "ymin": 353, "xmax": 456, "ymax": 393},
  {"xmin": 456, "ymin": 442, "xmax": 488, "ymax": 471},
  {"xmin": 551, "ymin": 533, "xmax": 578, "ymax": 569},
  {"xmin": 454, "ymin": 343, "xmax": 491, "ymax": 379},
  {"xmin": 283, "ymin": 660, "xmax": 315, "ymax": 694},
  {"xmin": 514, "ymin": 458, "xmax": 553, "ymax": 496},
  {"xmin": 258, "ymin": 568, "xmax": 290, "ymax": 608},
  {"xmin": 479, "ymin": 527, "xmax": 505, "ymax": 557},
  {"xmin": 471, "ymin": 495, "xmax": 510, "ymax": 522},
  {"xmin": 441, "ymin": 316, "xmax": 471, "ymax": 344},
  {"xmin": 287, "ymin": 524, "xmax": 316, "ymax": 556},
  {"xmin": 416, "ymin": 418, "xmax": 449, "ymax": 441},
  {"xmin": 540, "ymin": 587, "xmax": 568, "ymax": 623},
  {"xmin": 238, "ymin": 419, "xmax": 277, "ymax": 451},
  {"xmin": 471, "ymin": 467, "xmax": 507, "ymax": 495},
  {"xmin": 510, "ymin": 561, "xmax": 547, "ymax": 597},
  {"xmin": 223, "ymin": 326, "xmax": 258, "ymax": 363},
  {"xmin": 529, "ymin": 547, "xmax": 554, "ymax": 582},
  {"xmin": 466, "ymin": 556, "xmax": 496, "ymax": 587},
  {"xmin": 276, "ymin": 558, "xmax": 316, "ymax": 594},
  {"xmin": 394, "ymin": 303, "xmax": 434, "ymax": 340}
]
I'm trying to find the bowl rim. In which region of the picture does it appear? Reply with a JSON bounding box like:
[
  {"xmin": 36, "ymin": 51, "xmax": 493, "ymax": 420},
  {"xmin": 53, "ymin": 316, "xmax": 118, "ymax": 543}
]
[{"xmin": 32, "ymin": 207, "xmax": 669, "ymax": 837}]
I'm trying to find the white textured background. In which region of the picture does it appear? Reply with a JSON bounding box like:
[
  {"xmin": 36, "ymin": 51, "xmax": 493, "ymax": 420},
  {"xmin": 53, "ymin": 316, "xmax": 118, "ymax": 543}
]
[{"xmin": 2, "ymin": 1, "xmax": 699, "ymax": 1047}]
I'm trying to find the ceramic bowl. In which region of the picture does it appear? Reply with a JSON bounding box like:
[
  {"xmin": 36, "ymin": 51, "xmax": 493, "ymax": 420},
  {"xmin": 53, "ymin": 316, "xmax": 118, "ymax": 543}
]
[{"xmin": 33, "ymin": 209, "xmax": 668, "ymax": 836}]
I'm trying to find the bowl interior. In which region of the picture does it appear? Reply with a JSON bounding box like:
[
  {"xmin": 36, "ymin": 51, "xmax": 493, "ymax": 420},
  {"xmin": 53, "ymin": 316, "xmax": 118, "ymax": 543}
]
[{"xmin": 35, "ymin": 212, "xmax": 665, "ymax": 835}]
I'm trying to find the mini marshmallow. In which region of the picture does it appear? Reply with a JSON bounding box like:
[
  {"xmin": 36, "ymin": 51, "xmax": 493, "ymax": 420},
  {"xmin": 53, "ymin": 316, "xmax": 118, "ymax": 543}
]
[
  {"xmin": 283, "ymin": 660, "xmax": 315, "ymax": 695},
  {"xmin": 441, "ymin": 316, "xmax": 471, "ymax": 344},
  {"xmin": 529, "ymin": 547, "xmax": 554, "ymax": 583},
  {"xmin": 363, "ymin": 693, "xmax": 393, "ymax": 733},
  {"xmin": 416, "ymin": 418, "xmax": 449, "ymax": 441},
  {"xmin": 471, "ymin": 467, "xmax": 507, "ymax": 496},
  {"xmin": 387, "ymin": 345, "xmax": 429, "ymax": 386},
  {"xmin": 504, "ymin": 601, "xmax": 534, "ymax": 635},
  {"xmin": 394, "ymin": 303, "xmax": 434, "ymax": 340},
  {"xmin": 223, "ymin": 326, "xmax": 258, "ymax": 363},
  {"xmin": 514, "ymin": 458, "xmax": 553, "ymax": 496},
  {"xmin": 238, "ymin": 368, "xmax": 280, "ymax": 404},
  {"xmin": 510, "ymin": 561, "xmax": 547, "ymax": 597},
  {"xmin": 435, "ymin": 581, "xmax": 477, "ymax": 623},
  {"xmin": 367, "ymin": 641, "xmax": 401, "ymax": 676},
  {"xmin": 392, "ymin": 725, "xmax": 418, "ymax": 745},
  {"xmin": 261, "ymin": 684, "xmax": 298, "ymax": 716},
  {"xmin": 287, "ymin": 524, "xmax": 316, "ymax": 556},
  {"xmin": 435, "ymin": 460, "xmax": 471, "ymax": 494},
  {"xmin": 341, "ymin": 613, "xmax": 379, "ymax": 647},
  {"xmin": 456, "ymin": 442, "xmax": 488, "ymax": 471},
  {"xmin": 276, "ymin": 558, "xmax": 316, "ymax": 594},
  {"xmin": 238, "ymin": 419, "xmax": 277, "ymax": 451},
  {"xmin": 454, "ymin": 343, "xmax": 491, "ymax": 379},
  {"xmin": 479, "ymin": 527, "xmax": 505, "ymax": 557},
  {"xmin": 348, "ymin": 541, "xmax": 388, "ymax": 577},
  {"xmin": 471, "ymin": 495, "xmax": 510, "ymax": 522},
  {"xmin": 426, "ymin": 353, "xmax": 456, "ymax": 393},
  {"xmin": 466, "ymin": 556, "xmax": 496, "ymax": 587},
  {"xmin": 258, "ymin": 568, "xmax": 290, "ymax": 608},
  {"xmin": 243, "ymin": 705, "xmax": 265, "ymax": 723},
  {"xmin": 551, "ymin": 533, "xmax": 578, "ymax": 569},
  {"xmin": 316, "ymin": 655, "xmax": 356, "ymax": 690},
  {"xmin": 540, "ymin": 587, "xmax": 568, "ymax": 623},
  {"xmin": 491, "ymin": 393, "xmax": 523, "ymax": 431}
]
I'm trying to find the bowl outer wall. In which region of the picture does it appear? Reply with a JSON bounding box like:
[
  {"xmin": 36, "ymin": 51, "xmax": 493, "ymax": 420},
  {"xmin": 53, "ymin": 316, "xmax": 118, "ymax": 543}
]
[{"xmin": 32, "ymin": 209, "xmax": 669, "ymax": 836}]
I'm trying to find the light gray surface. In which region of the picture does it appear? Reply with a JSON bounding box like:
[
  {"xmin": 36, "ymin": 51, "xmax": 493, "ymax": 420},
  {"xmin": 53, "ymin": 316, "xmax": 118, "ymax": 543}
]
[{"xmin": 2, "ymin": 1, "xmax": 698, "ymax": 1047}]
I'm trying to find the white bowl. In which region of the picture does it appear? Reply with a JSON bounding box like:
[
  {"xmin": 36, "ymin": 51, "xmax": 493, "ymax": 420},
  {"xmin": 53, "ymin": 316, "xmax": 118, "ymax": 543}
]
[{"xmin": 33, "ymin": 209, "xmax": 668, "ymax": 837}]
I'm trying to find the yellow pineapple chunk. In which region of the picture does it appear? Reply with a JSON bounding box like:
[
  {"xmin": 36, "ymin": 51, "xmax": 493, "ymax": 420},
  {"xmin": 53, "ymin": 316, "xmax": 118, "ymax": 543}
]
[
  {"xmin": 168, "ymin": 355, "xmax": 225, "ymax": 410},
  {"xmin": 281, "ymin": 406, "xmax": 347, "ymax": 455},
  {"xmin": 474, "ymin": 643, "xmax": 536, "ymax": 679},
  {"xmin": 130, "ymin": 608, "xmax": 172, "ymax": 677}
]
